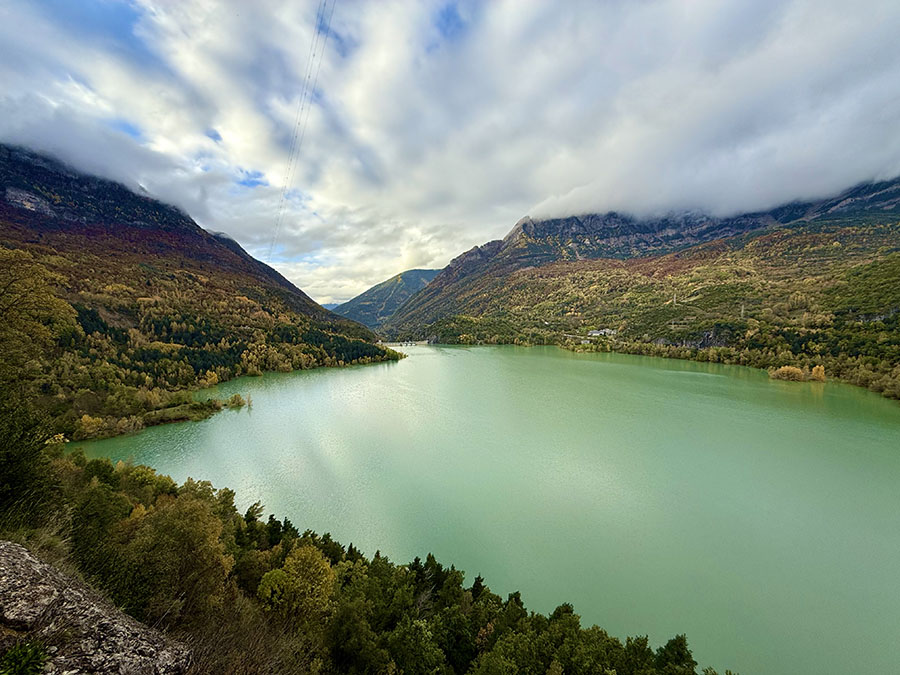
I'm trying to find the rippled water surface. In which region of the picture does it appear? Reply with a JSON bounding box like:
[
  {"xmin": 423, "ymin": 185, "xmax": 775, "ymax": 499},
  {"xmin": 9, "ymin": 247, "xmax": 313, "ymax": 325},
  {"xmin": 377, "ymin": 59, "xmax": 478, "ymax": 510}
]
[{"xmin": 81, "ymin": 346, "xmax": 900, "ymax": 674}]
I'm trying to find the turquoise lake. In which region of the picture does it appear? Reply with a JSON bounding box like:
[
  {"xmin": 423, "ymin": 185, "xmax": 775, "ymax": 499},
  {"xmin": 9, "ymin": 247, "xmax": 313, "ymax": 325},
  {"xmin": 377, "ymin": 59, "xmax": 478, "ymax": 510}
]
[{"xmin": 80, "ymin": 346, "xmax": 900, "ymax": 674}]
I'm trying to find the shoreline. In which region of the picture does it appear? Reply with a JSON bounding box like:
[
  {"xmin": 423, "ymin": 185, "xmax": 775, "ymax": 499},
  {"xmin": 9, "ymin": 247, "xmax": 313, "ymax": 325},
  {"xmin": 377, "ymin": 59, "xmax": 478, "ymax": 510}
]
[
  {"xmin": 70, "ymin": 350, "xmax": 401, "ymax": 443},
  {"xmin": 74, "ymin": 340, "xmax": 899, "ymax": 446}
]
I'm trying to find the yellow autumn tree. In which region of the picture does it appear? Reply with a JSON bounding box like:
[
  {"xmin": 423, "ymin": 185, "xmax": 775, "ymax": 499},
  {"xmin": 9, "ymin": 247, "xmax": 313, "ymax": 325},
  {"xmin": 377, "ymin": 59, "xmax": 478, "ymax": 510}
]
[
  {"xmin": 770, "ymin": 366, "xmax": 805, "ymax": 382},
  {"xmin": 257, "ymin": 545, "xmax": 335, "ymax": 626},
  {"xmin": 0, "ymin": 248, "xmax": 75, "ymax": 384},
  {"xmin": 76, "ymin": 414, "xmax": 105, "ymax": 439}
]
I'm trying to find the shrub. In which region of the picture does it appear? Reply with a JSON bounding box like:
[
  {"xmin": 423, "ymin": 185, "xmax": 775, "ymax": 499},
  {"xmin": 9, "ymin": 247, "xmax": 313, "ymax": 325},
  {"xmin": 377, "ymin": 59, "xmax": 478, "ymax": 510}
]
[
  {"xmin": 0, "ymin": 641, "xmax": 47, "ymax": 675},
  {"xmin": 770, "ymin": 366, "xmax": 806, "ymax": 382},
  {"xmin": 74, "ymin": 414, "xmax": 105, "ymax": 440},
  {"xmin": 258, "ymin": 546, "xmax": 335, "ymax": 627},
  {"xmin": 0, "ymin": 392, "xmax": 57, "ymax": 527}
]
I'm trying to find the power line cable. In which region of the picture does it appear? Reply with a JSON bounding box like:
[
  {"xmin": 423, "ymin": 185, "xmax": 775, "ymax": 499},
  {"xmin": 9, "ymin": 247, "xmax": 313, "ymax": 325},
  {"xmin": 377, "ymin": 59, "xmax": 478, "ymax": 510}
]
[
  {"xmin": 268, "ymin": 0, "xmax": 336, "ymax": 262},
  {"xmin": 268, "ymin": 0, "xmax": 326, "ymax": 261}
]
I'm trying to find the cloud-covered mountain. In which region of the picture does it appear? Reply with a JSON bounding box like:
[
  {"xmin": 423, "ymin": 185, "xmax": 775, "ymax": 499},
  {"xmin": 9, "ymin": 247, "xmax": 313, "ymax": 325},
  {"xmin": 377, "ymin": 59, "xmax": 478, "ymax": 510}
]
[
  {"xmin": 0, "ymin": 143, "xmax": 395, "ymax": 434},
  {"xmin": 2, "ymin": 0, "xmax": 900, "ymax": 301},
  {"xmin": 386, "ymin": 176, "xmax": 900, "ymax": 333}
]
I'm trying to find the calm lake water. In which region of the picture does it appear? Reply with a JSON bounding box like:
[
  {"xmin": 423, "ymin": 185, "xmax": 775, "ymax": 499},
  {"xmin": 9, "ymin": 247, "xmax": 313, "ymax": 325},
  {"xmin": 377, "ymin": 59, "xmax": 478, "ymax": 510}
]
[{"xmin": 80, "ymin": 346, "xmax": 900, "ymax": 674}]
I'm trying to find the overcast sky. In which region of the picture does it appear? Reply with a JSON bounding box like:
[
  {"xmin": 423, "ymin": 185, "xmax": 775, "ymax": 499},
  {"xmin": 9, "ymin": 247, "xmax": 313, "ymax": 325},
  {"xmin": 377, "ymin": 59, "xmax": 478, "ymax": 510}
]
[{"xmin": 2, "ymin": 0, "xmax": 900, "ymax": 303}]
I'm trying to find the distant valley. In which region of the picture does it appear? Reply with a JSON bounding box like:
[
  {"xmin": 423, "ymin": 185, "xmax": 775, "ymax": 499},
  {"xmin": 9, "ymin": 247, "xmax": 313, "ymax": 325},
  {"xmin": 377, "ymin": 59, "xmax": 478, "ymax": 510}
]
[{"xmin": 331, "ymin": 268, "xmax": 439, "ymax": 328}]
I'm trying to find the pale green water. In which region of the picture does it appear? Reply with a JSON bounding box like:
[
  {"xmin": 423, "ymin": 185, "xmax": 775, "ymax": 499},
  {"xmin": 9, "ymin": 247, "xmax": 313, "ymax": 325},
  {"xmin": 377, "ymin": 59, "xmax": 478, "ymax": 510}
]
[{"xmin": 80, "ymin": 346, "xmax": 900, "ymax": 674}]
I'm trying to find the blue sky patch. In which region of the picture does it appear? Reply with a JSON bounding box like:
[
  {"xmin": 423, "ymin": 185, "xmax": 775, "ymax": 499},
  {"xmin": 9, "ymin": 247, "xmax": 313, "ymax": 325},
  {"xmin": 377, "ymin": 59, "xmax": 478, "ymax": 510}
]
[
  {"xmin": 34, "ymin": 0, "xmax": 162, "ymax": 67},
  {"xmin": 285, "ymin": 188, "xmax": 308, "ymax": 202},
  {"xmin": 317, "ymin": 17, "xmax": 355, "ymax": 59},
  {"xmin": 435, "ymin": 2, "xmax": 466, "ymax": 41},
  {"xmin": 108, "ymin": 117, "xmax": 142, "ymax": 140},
  {"xmin": 426, "ymin": 2, "xmax": 468, "ymax": 53},
  {"xmin": 236, "ymin": 168, "xmax": 269, "ymax": 188},
  {"xmin": 205, "ymin": 128, "xmax": 223, "ymax": 143}
]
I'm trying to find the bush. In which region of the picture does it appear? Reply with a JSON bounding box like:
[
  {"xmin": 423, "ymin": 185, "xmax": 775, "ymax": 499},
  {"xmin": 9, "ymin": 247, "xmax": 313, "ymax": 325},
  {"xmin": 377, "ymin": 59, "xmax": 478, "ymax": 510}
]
[
  {"xmin": 226, "ymin": 394, "xmax": 246, "ymax": 408},
  {"xmin": 0, "ymin": 392, "xmax": 57, "ymax": 527},
  {"xmin": 770, "ymin": 366, "xmax": 806, "ymax": 382},
  {"xmin": 74, "ymin": 414, "xmax": 105, "ymax": 440}
]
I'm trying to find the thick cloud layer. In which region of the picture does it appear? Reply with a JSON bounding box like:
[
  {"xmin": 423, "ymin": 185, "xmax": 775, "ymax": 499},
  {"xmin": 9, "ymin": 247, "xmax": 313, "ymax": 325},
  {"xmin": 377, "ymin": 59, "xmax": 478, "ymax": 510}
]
[{"xmin": 2, "ymin": 0, "xmax": 899, "ymax": 302}]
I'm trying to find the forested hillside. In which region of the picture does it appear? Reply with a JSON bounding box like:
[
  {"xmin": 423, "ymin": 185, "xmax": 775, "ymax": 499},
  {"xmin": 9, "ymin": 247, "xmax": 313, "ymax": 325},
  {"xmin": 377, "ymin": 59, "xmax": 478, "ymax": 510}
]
[
  {"xmin": 0, "ymin": 145, "xmax": 398, "ymax": 440},
  {"xmin": 388, "ymin": 187, "xmax": 900, "ymax": 400},
  {"xmin": 387, "ymin": 178, "xmax": 900, "ymax": 334},
  {"xmin": 334, "ymin": 268, "xmax": 439, "ymax": 328}
]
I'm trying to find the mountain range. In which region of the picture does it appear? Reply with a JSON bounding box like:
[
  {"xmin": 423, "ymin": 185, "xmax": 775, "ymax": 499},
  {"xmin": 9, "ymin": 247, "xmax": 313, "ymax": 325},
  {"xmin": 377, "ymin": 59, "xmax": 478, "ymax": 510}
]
[
  {"xmin": 3, "ymin": 141, "xmax": 898, "ymax": 410},
  {"xmin": 373, "ymin": 178, "xmax": 900, "ymax": 400},
  {"xmin": 385, "ymin": 179, "xmax": 900, "ymax": 333}
]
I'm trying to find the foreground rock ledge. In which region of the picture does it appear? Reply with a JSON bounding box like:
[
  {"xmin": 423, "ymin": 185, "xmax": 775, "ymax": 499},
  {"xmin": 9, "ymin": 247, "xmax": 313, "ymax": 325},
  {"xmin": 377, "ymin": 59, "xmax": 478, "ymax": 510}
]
[{"xmin": 0, "ymin": 540, "xmax": 190, "ymax": 674}]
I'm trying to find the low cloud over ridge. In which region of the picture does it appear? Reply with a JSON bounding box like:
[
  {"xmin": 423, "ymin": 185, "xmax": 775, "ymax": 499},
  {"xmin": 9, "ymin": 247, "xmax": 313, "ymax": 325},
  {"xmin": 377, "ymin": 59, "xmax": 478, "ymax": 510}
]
[{"xmin": 2, "ymin": 0, "xmax": 900, "ymax": 302}]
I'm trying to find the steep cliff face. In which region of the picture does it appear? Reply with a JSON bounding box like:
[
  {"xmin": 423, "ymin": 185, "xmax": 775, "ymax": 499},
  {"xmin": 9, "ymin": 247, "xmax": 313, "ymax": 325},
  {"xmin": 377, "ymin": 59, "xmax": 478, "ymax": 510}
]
[
  {"xmin": 500, "ymin": 211, "xmax": 773, "ymax": 262},
  {"xmin": 0, "ymin": 541, "xmax": 190, "ymax": 674}
]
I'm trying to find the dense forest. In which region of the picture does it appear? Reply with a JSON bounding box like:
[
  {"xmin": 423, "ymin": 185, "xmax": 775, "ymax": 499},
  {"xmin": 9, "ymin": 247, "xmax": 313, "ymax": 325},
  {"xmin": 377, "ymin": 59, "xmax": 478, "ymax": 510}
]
[
  {"xmin": 0, "ymin": 246, "xmax": 398, "ymax": 440},
  {"xmin": 394, "ymin": 219, "xmax": 900, "ymax": 400},
  {"xmin": 0, "ymin": 206, "xmax": 732, "ymax": 673},
  {"xmin": 0, "ymin": 145, "xmax": 399, "ymax": 440}
]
